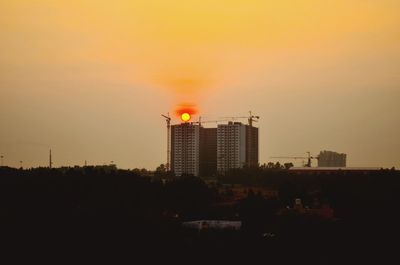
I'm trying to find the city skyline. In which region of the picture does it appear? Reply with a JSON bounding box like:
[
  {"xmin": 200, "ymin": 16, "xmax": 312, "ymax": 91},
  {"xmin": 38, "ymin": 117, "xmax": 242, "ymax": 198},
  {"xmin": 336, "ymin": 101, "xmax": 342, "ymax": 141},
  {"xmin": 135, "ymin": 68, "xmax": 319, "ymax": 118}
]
[
  {"xmin": 1, "ymin": 2, "xmax": 399, "ymax": 261},
  {"xmin": 1, "ymin": 1, "xmax": 400, "ymax": 169}
]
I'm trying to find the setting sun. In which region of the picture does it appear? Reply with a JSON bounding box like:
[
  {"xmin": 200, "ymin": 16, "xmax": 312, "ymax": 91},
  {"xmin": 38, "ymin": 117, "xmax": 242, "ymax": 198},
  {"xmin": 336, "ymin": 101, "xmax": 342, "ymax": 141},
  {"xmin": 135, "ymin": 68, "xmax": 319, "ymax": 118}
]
[{"xmin": 181, "ymin": 113, "xmax": 191, "ymax": 122}]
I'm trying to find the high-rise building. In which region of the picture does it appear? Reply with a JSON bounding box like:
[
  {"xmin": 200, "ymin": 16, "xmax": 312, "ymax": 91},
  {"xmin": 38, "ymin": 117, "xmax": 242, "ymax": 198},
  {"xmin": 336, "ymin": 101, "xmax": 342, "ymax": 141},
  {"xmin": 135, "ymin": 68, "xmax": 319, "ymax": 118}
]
[
  {"xmin": 217, "ymin": 122, "xmax": 259, "ymax": 172},
  {"xmin": 171, "ymin": 123, "xmax": 200, "ymax": 176},
  {"xmin": 317, "ymin": 150, "xmax": 347, "ymax": 167},
  {"xmin": 171, "ymin": 124, "xmax": 218, "ymax": 177},
  {"xmin": 170, "ymin": 121, "xmax": 259, "ymax": 176}
]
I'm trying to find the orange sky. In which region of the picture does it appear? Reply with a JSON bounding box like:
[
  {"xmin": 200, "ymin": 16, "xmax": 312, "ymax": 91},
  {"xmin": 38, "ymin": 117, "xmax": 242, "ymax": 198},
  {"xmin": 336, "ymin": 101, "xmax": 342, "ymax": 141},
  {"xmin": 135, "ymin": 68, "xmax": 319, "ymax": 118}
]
[{"xmin": 1, "ymin": 1, "xmax": 399, "ymax": 168}]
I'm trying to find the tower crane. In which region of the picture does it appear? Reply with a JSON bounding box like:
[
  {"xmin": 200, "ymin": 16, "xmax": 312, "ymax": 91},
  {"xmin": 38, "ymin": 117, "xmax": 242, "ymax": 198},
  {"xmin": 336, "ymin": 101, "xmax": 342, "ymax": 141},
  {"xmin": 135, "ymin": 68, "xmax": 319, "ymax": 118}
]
[
  {"xmin": 270, "ymin": 152, "xmax": 319, "ymax": 167},
  {"xmin": 161, "ymin": 113, "xmax": 171, "ymax": 171},
  {"xmin": 222, "ymin": 111, "xmax": 260, "ymax": 127},
  {"xmin": 191, "ymin": 117, "xmax": 231, "ymax": 126}
]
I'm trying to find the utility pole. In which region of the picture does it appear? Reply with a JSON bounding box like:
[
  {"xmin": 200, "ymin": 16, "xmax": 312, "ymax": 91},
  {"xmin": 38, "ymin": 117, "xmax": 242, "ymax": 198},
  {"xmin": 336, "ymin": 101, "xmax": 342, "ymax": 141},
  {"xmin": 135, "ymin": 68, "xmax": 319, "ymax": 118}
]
[
  {"xmin": 0, "ymin": 155, "xmax": 3, "ymax": 167},
  {"xmin": 19, "ymin": 160, "xmax": 23, "ymax": 169},
  {"xmin": 49, "ymin": 149, "xmax": 53, "ymax": 169}
]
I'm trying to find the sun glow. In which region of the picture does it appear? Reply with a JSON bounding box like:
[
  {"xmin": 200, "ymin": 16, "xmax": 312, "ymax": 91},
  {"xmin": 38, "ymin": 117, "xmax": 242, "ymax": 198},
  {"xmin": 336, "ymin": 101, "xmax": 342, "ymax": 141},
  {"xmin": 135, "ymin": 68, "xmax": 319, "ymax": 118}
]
[{"xmin": 181, "ymin": 113, "xmax": 191, "ymax": 122}]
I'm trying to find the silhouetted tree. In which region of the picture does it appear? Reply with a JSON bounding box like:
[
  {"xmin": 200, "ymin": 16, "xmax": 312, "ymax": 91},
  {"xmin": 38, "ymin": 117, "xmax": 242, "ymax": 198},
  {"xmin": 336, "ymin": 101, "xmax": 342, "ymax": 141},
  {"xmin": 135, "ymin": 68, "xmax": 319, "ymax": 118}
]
[{"xmin": 284, "ymin": 162, "xmax": 294, "ymax": 170}]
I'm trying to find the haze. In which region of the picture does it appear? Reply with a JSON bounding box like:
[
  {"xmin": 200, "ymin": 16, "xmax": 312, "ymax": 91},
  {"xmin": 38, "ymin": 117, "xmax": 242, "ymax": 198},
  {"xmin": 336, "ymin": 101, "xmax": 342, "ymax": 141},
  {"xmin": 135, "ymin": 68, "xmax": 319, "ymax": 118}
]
[{"xmin": 1, "ymin": 0, "xmax": 399, "ymax": 169}]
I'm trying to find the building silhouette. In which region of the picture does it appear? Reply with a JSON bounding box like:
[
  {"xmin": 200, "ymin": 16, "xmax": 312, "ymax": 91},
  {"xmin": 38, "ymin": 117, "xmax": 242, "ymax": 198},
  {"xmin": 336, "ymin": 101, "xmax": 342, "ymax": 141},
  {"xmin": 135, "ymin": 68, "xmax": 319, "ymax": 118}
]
[
  {"xmin": 317, "ymin": 150, "xmax": 347, "ymax": 167},
  {"xmin": 171, "ymin": 123, "xmax": 200, "ymax": 176},
  {"xmin": 217, "ymin": 122, "xmax": 246, "ymax": 172},
  {"xmin": 217, "ymin": 122, "xmax": 259, "ymax": 172}
]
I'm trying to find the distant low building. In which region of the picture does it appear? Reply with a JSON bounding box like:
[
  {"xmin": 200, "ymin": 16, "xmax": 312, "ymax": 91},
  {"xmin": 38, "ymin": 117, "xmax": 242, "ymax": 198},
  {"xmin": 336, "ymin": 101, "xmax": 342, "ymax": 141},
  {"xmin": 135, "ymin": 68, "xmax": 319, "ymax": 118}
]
[
  {"xmin": 182, "ymin": 220, "xmax": 242, "ymax": 231},
  {"xmin": 279, "ymin": 198, "xmax": 334, "ymax": 219},
  {"xmin": 289, "ymin": 167, "xmax": 382, "ymax": 174},
  {"xmin": 318, "ymin": 150, "xmax": 347, "ymax": 167}
]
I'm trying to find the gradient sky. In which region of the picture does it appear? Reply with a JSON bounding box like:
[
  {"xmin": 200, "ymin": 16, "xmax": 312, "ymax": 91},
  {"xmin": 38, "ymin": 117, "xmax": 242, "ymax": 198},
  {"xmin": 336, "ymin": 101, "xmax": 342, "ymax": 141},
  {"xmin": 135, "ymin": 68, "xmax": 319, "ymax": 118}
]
[{"xmin": 1, "ymin": 0, "xmax": 399, "ymax": 169}]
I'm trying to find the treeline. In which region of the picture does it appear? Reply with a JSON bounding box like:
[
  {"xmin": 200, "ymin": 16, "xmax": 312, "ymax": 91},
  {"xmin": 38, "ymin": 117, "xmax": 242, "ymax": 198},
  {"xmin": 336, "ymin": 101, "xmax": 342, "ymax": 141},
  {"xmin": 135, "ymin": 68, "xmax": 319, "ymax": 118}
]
[
  {"xmin": 0, "ymin": 167, "xmax": 217, "ymax": 220},
  {"xmin": 1, "ymin": 166, "xmax": 399, "ymax": 223},
  {"xmin": 0, "ymin": 166, "xmax": 398, "ymax": 261}
]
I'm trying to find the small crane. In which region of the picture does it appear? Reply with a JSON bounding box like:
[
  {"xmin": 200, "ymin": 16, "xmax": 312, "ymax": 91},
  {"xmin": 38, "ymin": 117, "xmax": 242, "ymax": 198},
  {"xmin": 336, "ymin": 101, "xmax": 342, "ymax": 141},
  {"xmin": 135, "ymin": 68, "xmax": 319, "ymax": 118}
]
[
  {"xmin": 271, "ymin": 152, "xmax": 320, "ymax": 167},
  {"xmin": 161, "ymin": 113, "xmax": 171, "ymax": 171}
]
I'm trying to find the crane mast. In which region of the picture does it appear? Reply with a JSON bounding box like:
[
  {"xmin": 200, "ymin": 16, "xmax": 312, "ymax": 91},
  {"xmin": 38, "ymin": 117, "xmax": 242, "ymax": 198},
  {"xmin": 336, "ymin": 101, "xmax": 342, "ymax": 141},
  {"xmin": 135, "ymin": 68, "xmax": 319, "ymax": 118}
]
[{"xmin": 161, "ymin": 113, "xmax": 171, "ymax": 171}]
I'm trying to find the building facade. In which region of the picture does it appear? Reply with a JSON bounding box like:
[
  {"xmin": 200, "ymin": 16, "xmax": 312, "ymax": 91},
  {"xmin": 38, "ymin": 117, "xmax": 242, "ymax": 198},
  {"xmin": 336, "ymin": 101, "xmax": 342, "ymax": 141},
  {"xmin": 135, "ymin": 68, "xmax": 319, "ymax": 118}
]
[
  {"xmin": 217, "ymin": 122, "xmax": 258, "ymax": 172},
  {"xmin": 317, "ymin": 150, "xmax": 347, "ymax": 167},
  {"xmin": 171, "ymin": 123, "xmax": 200, "ymax": 176}
]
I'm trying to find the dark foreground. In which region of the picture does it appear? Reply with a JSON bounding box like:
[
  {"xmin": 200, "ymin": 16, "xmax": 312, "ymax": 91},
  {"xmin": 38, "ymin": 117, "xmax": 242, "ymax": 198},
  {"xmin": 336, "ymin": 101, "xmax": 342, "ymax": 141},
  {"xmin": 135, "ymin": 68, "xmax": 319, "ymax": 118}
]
[{"xmin": 0, "ymin": 166, "xmax": 398, "ymax": 263}]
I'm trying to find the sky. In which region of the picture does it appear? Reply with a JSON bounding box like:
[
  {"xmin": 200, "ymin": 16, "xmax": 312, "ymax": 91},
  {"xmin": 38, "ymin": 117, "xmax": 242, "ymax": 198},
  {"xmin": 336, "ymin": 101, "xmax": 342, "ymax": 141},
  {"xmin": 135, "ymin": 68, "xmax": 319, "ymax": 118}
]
[{"xmin": 1, "ymin": 0, "xmax": 399, "ymax": 169}]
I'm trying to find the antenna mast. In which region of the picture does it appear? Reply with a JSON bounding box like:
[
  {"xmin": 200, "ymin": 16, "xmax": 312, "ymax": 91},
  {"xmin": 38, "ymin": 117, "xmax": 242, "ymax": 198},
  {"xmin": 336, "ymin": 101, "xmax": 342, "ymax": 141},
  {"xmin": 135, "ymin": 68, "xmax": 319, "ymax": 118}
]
[{"xmin": 49, "ymin": 149, "xmax": 53, "ymax": 169}]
